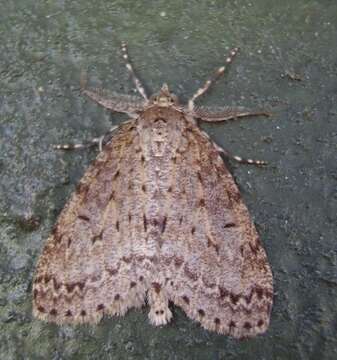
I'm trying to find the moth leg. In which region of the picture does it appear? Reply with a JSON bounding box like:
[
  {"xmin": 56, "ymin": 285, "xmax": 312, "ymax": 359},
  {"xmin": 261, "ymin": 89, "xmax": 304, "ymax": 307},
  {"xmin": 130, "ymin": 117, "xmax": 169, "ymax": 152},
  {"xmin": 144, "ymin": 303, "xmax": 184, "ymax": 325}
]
[
  {"xmin": 54, "ymin": 126, "xmax": 117, "ymax": 152},
  {"xmin": 188, "ymin": 47, "xmax": 239, "ymax": 111},
  {"xmin": 80, "ymin": 71, "xmax": 145, "ymax": 116},
  {"xmin": 121, "ymin": 41, "xmax": 148, "ymax": 101},
  {"xmin": 212, "ymin": 141, "xmax": 267, "ymax": 166},
  {"xmin": 147, "ymin": 286, "xmax": 172, "ymax": 326},
  {"xmin": 192, "ymin": 106, "xmax": 271, "ymax": 123}
]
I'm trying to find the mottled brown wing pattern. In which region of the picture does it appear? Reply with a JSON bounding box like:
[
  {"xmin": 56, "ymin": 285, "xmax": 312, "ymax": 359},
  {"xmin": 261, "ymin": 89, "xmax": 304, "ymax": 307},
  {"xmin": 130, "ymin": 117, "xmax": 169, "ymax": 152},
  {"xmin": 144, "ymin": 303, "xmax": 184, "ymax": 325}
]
[
  {"xmin": 159, "ymin": 120, "xmax": 273, "ymax": 338},
  {"xmin": 33, "ymin": 120, "xmax": 151, "ymax": 324},
  {"xmin": 34, "ymin": 40, "xmax": 275, "ymax": 339},
  {"xmin": 34, "ymin": 105, "xmax": 273, "ymax": 338},
  {"xmin": 34, "ymin": 105, "xmax": 273, "ymax": 339}
]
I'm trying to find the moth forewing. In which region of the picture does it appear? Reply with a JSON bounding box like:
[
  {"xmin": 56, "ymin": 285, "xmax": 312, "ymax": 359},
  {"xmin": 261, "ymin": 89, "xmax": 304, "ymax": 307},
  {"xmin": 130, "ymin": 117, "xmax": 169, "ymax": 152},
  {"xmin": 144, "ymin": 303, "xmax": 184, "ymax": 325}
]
[{"xmin": 33, "ymin": 43, "xmax": 273, "ymax": 339}]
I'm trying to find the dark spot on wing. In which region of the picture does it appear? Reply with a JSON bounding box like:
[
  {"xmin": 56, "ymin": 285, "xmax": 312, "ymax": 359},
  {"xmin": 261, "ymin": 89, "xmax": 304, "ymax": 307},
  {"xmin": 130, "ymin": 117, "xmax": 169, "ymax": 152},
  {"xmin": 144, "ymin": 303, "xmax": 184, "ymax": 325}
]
[
  {"xmin": 244, "ymin": 322, "xmax": 252, "ymax": 330},
  {"xmin": 198, "ymin": 309, "xmax": 205, "ymax": 317},
  {"xmin": 161, "ymin": 216, "xmax": 167, "ymax": 233},
  {"xmin": 49, "ymin": 309, "xmax": 57, "ymax": 316},
  {"xmin": 152, "ymin": 282, "xmax": 161, "ymax": 294},
  {"xmin": 224, "ymin": 222, "xmax": 236, "ymax": 228},
  {"xmin": 182, "ymin": 296, "xmax": 190, "ymax": 304},
  {"xmin": 92, "ymin": 230, "xmax": 103, "ymax": 244},
  {"xmin": 113, "ymin": 170, "xmax": 120, "ymax": 179},
  {"xmin": 78, "ymin": 215, "xmax": 90, "ymax": 222},
  {"xmin": 143, "ymin": 214, "xmax": 148, "ymax": 232}
]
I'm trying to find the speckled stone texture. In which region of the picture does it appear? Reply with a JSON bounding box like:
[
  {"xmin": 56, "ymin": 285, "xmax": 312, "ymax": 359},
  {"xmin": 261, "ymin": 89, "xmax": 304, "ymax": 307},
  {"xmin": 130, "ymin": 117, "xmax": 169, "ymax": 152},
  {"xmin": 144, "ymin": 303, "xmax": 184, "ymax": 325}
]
[{"xmin": 0, "ymin": 0, "xmax": 336, "ymax": 359}]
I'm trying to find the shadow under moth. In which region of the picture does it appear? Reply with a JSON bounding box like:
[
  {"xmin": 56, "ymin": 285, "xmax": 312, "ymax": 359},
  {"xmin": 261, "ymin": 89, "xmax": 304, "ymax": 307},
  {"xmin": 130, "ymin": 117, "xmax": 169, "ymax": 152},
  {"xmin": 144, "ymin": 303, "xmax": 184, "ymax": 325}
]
[{"xmin": 33, "ymin": 43, "xmax": 273, "ymax": 339}]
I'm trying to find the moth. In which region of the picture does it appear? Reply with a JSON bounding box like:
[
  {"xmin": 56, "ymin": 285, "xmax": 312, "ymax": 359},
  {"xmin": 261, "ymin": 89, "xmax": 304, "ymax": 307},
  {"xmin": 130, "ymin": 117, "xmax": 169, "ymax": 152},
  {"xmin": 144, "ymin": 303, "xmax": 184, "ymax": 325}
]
[{"xmin": 33, "ymin": 42, "xmax": 273, "ymax": 339}]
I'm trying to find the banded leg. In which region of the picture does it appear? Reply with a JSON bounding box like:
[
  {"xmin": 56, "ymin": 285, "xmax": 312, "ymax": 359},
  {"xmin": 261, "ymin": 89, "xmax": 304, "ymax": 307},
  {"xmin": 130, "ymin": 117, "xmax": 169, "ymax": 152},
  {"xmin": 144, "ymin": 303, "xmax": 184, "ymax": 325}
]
[
  {"xmin": 80, "ymin": 71, "xmax": 145, "ymax": 116},
  {"xmin": 188, "ymin": 47, "xmax": 239, "ymax": 111},
  {"xmin": 192, "ymin": 106, "xmax": 271, "ymax": 122},
  {"xmin": 121, "ymin": 41, "xmax": 148, "ymax": 101},
  {"xmin": 212, "ymin": 141, "xmax": 267, "ymax": 166},
  {"xmin": 54, "ymin": 126, "xmax": 118, "ymax": 152}
]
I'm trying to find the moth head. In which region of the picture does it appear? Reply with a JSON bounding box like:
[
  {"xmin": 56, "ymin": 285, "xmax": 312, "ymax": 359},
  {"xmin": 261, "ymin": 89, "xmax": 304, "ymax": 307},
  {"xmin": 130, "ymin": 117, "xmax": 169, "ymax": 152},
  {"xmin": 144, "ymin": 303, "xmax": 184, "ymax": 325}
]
[{"xmin": 150, "ymin": 83, "xmax": 179, "ymax": 107}]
